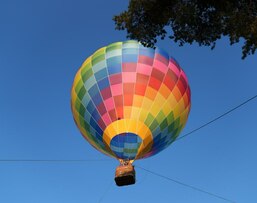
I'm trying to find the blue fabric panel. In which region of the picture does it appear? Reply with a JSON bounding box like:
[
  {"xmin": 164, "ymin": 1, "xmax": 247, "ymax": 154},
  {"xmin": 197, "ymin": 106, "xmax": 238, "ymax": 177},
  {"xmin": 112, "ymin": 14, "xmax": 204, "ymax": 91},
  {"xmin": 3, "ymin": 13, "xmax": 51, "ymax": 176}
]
[
  {"xmin": 122, "ymin": 54, "xmax": 138, "ymax": 63},
  {"xmin": 91, "ymin": 109, "xmax": 100, "ymax": 123},
  {"xmin": 95, "ymin": 68, "xmax": 108, "ymax": 81},
  {"xmin": 107, "ymin": 57, "xmax": 122, "ymax": 75},
  {"xmin": 92, "ymin": 61, "xmax": 106, "ymax": 73},
  {"xmin": 98, "ymin": 77, "xmax": 110, "ymax": 90},
  {"xmin": 86, "ymin": 101, "xmax": 95, "ymax": 114},
  {"xmin": 92, "ymin": 93, "xmax": 102, "ymax": 106},
  {"xmin": 88, "ymin": 84, "xmax": 98, "ymax": 98},
  {"xmin": 122, "ymin": 48, "xmax": 138, "ymax": 55}
]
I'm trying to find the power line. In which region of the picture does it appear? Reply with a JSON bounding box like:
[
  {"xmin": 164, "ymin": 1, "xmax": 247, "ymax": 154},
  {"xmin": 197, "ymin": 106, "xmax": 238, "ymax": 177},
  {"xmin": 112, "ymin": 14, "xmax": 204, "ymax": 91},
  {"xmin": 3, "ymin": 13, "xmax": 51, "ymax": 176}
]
[
  {"xmin": 98, "ymin": 180, "xmax": 113, "ymax": 203},
  {"xmin": 136, "ymin": 165, "xmax": 236, "ymax": 203},
  {"xmin": 1, "ymin": 94, "xmax": 257, "ymax": 163},
  {"xmin": 0, "ymin": 159, "xmax": 111, "ymax": 162},
  {"xmin": 176, "ymin": 94, "xmax": 257, "ymax": 141}
]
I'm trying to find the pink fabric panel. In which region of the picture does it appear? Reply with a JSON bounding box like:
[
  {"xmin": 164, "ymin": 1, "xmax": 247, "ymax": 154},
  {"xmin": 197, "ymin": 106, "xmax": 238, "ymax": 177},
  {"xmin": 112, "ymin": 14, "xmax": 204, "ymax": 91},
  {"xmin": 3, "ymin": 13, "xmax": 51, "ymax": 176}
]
[
  {"xmin": 137, "ymin": 63, "xmax": 152, "ymax": 75},
  {"xmin": 111, "ymin": 84, "xmax": 123, "ymax": 96},
  {"xmin": 102, "ymin": 113, "xmax": 112, "ymax": 126},
  {"xmin": 122, "ymin": 72, "xmax": 136, "ymax": 83},
  {"xmin": 104, "ymin": 97, "xmax": 115, "ymax": 111},
  {"xmin": 169, "ymin": 62, "xmax": 180, "ymax": 77},
  {"xmin": 153, "ymin": 59, "xmax": 167, "ymax": 74}
]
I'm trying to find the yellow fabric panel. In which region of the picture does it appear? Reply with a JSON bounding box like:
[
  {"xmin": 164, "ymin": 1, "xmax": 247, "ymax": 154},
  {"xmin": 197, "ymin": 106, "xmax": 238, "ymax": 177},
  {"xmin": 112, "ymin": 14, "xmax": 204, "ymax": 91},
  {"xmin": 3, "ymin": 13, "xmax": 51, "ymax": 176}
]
[
  {"xmin": 123, "ymin": 106, "xmax": 132, "ymax": 119},
  {"xmin": 149, "ymin": 102, "xmax": 161, "ymax": 117},
  {"xmin": 71, "ymin": 88, "xmax": 77, "ymax": 105},
  {"xmin": 173, "ymin": 86, "xmax": 182, "ymax": 102},
  {"xmin": 162, "ymin": 102, "xmax": 172, "ymax": 117},
  {"xmin": 93, "ymin": 47, "xmax": 106, "ymax": 56},
  {"xmin": 167, "ymin": 93, "xmax": 177, "ymax": 110},
  {"xmin": 138, "ymin": 108, "xmax": 149, "ymax": 123},
  {"xmin": 148, "ymin": 93, "xmax": 166, "ymax": 117},
  {"xmin": 130, "ymin": 106, "xmax": 141, "ymax": 120},
  {"xmin": 159, "ymin": 84, "xmax": 170, "ymax": 99},
  {"xmin": 145, "ymin": 86, "xmax": 157, "ymax": 100},
  {"xmin": 133, "ymin": 95, "xmax": 144, "ymax": 107},
  {"xmin": 141, "ymin": 97, "xmax": 154, "ymax": 112},
  {"xmin": 155, "ymin": 92, "xmax": 167, "ymax": 106},
  {"xmin": 117, "ymin": 119, "xmax": 126, "ymax": 133},
  {"xmin": 173, "ymin": 98, "xmax": 185, "ymax": 119},
  {"xmin": 179, "ymin": 105, "xmax": 191, "ymax": 125}
]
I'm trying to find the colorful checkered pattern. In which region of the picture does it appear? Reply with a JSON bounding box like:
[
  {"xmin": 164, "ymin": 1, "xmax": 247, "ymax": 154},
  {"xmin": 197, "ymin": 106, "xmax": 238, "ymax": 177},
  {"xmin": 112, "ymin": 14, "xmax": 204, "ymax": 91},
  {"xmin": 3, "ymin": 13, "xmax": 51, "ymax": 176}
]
[{"xmin": 71, "ymin": 40, "xmax": 191, "ymax": 161}]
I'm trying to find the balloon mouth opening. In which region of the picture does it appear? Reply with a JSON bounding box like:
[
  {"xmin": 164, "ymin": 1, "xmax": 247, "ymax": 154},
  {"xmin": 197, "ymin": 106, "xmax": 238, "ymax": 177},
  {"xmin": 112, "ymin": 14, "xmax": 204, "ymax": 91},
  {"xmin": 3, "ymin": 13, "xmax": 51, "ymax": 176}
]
[{"xmin": 110, "ymin": 133, "xmax": 142, "ymax": 160}]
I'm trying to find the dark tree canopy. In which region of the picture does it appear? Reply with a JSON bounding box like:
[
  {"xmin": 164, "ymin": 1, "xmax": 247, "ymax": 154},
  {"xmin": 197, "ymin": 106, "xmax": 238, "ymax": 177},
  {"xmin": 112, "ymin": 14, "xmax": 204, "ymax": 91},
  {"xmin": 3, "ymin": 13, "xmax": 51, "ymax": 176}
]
[{"xmin": 113, "ymin": 0, "xmax": 257, "ymax": 59}]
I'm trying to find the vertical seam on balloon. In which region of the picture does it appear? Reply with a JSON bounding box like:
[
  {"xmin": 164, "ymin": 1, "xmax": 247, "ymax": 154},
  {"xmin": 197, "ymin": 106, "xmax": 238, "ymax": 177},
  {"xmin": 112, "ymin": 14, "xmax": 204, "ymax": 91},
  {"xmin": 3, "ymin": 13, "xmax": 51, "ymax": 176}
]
[
  {"xmin": 104, "ymin": 44, "xmax": 119, "ymax": 134},
  {"xmin": 135, "ymin": 47, "xmax": 156, "ymax": 133},
  {"xmin": 126, "ymin": 42, "xmax": 140, "ymax": 146},
  {"xmin": 102, "ymin": 47, "xmax": 113, "ymax": 131},
  {"xmin": 92, "ymin": 48, "xmax": 111, "ymax": 131},
  {"xmin": 102, "ymin": 45, "xmax": 118, "ymax": 157},
  {"xmin": 133, "ymin": 46, "xmax": 157, "ymax": 158},
  {"xmin": 126, "ymin": 42, "xmax": 140, "ymax": 160},
  {"xmin": 117, "ymin": 42, "xmax": 124, "ymax": 154},
  {"xmin": 88, "ymin": 54, "xmax": 106, "ymax": 132},
  {"xmin": 131, "ymin": 43, "xmax": 140, "ymax": 160},
  {"xmin": 102, "ymin": 44, "xmax": 122, "ymax": 155},
  {"xmin": 133, "ymin": 44, "xmax": 147, "ymax": 159}
]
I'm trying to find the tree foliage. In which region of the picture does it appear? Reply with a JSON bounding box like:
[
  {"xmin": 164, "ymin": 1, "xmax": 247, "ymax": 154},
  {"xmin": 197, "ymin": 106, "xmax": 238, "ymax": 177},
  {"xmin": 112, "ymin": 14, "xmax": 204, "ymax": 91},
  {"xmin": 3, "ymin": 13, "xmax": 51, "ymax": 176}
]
[{"xmin": 113, "ymin": 0, "xmax": 257, "ymax": 59}]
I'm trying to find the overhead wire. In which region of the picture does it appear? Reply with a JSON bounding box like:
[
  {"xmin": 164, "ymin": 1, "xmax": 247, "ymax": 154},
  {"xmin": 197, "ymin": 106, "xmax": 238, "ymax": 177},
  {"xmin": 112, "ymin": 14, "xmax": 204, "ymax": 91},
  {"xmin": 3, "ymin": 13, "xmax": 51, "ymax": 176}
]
[
  {"xmin": 136, "ymin": 165, "xmax": 236, "ymax": 203},
  {"xmin": 98, "ymin": 180, "xmax": 113, "ymax": 203},
  {"xmin": 1, "ymin": 94, "xmax": 256, "ymax": 202},
  {"xmin": 176, "ymin": 94, "xmax": 257, "ymax": 142},
  {"xmin": 0, "ymin": 93, "xmax": 257, "ymax": 163},
  {"xmin": 0, "ymin": 159, "xmax": 112, "ymax": 162}
]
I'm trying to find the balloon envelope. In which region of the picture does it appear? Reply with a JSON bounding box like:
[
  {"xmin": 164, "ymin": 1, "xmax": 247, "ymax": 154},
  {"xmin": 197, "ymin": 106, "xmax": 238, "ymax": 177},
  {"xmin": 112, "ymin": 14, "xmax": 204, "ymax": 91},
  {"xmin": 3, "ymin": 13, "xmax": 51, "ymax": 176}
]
[{"xmin": 71, "ymin": 40, "xmax": 191, "ymax": 161}]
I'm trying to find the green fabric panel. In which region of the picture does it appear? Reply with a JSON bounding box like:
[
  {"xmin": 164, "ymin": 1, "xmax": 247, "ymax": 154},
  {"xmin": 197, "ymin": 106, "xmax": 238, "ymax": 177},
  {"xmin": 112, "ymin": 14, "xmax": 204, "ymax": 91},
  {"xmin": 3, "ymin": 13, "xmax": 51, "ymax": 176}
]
[
  {"xmin": 77, "ymin": 86, "xmax": 86, "ymax": 100},
  {"xmin": 82, "ymin": 68, "xmax": 93, "ymax": 82},
  {"xmin": 92, "ymin": 54, "xmax": 105, "ymax": 66},
  {"xmin": 155, "ymin": 111, "xmax": 165, "ymax": 124},
  {"xmin": 106, "ymin": 42, "xmax": 122, "ymax": 52},
  {"xmin": 75, "ymin": 79, "xmax": 83, "ymax": 94},
  {"xmin": 93, "ymin": 47, "xmax": 106, "ymax": 58},
  {"xmin": 124, "ymin": 148, "xmax": 138, "ymax": 153},
  {"xmin": 81, "ymin": 61, "xmax": 92, "ymax": 75},
  {"xmin": 167, "ymin": 111, "xmax": 174, "ymax": 124},
  {"xmin": 145, "ymin": 113, "xmax": 154, "ymax": 126},
  {"xmin": 78, "ymin": 102, "xmax": 86, "ymax": 117},
  {"xmin": 75, "ymin": 98, "xmax": 81, "ymax": 112},
  {"xmin": 149, "ymin": 119, "xmax": 159, "ymax": 131},
  {"xmin": 160, "ymin": 118, "xmax": 168, "ymax": 131}
]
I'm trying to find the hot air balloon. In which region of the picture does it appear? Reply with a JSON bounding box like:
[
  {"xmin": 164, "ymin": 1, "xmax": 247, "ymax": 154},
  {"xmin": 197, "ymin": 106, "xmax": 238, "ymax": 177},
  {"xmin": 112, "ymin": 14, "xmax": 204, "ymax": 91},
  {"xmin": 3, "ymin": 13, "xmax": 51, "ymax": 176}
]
[{"xmin": 71, "ymin": 40, "xmax": 191, "ymax": 186}]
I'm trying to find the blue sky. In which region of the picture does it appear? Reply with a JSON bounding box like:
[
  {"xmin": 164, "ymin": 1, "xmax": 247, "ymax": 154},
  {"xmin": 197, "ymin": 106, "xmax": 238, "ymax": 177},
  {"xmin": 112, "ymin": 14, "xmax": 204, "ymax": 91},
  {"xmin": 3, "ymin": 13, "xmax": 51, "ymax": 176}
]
[{"xmin": 1, "ymin": 1, "xmax": 257, "ymax": 203}]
